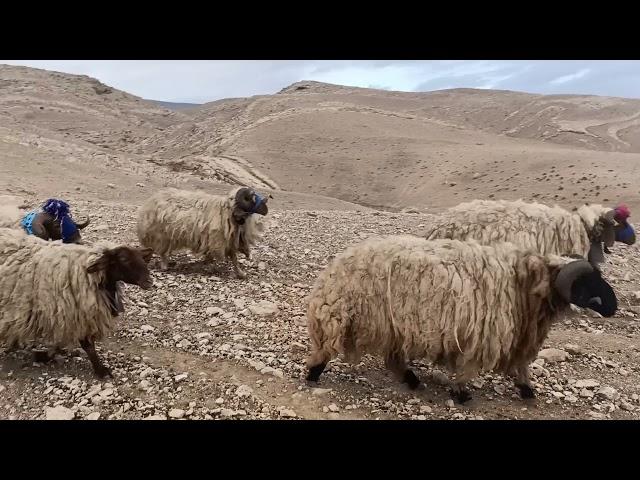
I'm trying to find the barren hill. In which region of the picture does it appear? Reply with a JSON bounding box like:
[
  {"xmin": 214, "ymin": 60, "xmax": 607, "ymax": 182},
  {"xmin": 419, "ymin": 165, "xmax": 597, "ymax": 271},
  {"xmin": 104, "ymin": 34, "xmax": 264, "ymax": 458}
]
[{"xmin": 2, "ymin": 67, "xmax": 639, "ymax": 212}]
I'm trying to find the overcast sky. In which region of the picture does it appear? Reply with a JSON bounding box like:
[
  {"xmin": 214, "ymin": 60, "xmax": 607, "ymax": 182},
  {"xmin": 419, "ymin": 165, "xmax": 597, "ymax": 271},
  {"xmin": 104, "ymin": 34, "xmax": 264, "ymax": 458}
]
[{"xmin": 2, "ymin": 60, "xmax": 640, "ymax": 103}]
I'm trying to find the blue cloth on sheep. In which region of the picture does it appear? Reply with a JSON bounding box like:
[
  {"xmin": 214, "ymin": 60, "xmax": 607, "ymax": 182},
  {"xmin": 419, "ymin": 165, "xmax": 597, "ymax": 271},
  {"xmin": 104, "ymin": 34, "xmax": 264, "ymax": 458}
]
[
  {"xmin": 41, "ymin": 198, "xmax": 78, "ymax": 243},
  {"xmin": 616, "ymin": 223, "xmax": 635, "ymax": 243},
  {"xmin": 20, "ymin": 211, "xmax": 38, "ymax": 235}
]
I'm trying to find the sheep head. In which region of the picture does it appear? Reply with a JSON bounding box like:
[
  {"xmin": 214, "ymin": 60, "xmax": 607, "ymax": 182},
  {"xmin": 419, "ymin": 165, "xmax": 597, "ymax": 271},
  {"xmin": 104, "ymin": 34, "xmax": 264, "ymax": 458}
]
[
  {"xmin": 232, "ymin": 187, "xmax": 269, "ymax": 225},
  {"xmin": 554, "ymin": 259, "xmax": 617, "ymax": 317},
  {"xmin": 45, "ymin": 213, "xmax": 91, "ymax": 244},
  {"xmin": 87, "ymin": 246, "xmax": 154, "ymax": 290}
]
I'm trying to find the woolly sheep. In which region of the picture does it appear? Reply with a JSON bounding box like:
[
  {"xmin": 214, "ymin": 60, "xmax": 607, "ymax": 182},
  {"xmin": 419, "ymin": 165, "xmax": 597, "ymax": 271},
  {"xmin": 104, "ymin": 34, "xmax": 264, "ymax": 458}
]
[
  {"xmin": 421, "ymin": 199, "xmax": 634, "ymax": 267},
  {"xmin": 0, "ymin": 228, "xmax": 153, "ymax": 377},
  {"xmin": 137, "ymin": 186, "xmax": 269, "ymax": 278},
  {"xmin": 305, "ymin": 235, "xmax": 617, "ymax": 403}
]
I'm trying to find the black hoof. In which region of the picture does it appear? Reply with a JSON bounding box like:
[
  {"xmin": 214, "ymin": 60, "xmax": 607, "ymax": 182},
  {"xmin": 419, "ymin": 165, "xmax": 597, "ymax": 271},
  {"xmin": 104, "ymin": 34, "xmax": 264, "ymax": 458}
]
[
  {"xmin": 33, "ymin": 351, "xmax": 53, "ymax": 364},
  {"xmin": 306, "ymin": 363, "xmax": 326, "ymax": 383},
  {"xmin": 94, "ymin": 365, "xmax": 113, "ymax": 379},
  {"xmin": 402, "ymin": 370, "xmax": 421, "ymax": 390},
  {"xmin": 517, "ymin": 384, "xmax": 536, "ymax": 399},
  {"xmin": 450, "ymin": 388, "xmax": 472, "ymax": 404}
]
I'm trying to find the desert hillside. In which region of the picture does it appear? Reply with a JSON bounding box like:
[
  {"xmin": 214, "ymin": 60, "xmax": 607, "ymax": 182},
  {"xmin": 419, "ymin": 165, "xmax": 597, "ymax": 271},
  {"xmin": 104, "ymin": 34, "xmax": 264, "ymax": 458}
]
[{"xmin": 1, "ymin": 64, "xmax": 640, "ymax": 421}]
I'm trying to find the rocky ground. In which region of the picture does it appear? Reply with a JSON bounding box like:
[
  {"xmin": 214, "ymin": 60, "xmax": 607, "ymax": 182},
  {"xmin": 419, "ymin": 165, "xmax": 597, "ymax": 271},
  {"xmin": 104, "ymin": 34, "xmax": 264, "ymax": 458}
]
[{"xmin": 1, "ymin": 200, "xmax": 640, "ymax": 420}]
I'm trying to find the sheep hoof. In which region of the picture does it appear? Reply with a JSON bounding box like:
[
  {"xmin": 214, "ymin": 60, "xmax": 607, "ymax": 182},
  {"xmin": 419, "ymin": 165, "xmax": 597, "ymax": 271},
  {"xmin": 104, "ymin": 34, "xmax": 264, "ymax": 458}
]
[
  {"xmin": 33, "ymin": 350, "xmax": 54, "ymax": 364},
  {"xmin": 306, "ymin": 362, "xmax": 327, "ymax": 383},
  {"xmin": 517, "ymin": 384, "xmax": 536, "ymax": 399},
  {"xmin": 450, "ymin": 388, "xmax": 472, "ymax": 404},
  {"xmin": 402, "ymin": 370, "xmax": 422, "ymax": 390}
]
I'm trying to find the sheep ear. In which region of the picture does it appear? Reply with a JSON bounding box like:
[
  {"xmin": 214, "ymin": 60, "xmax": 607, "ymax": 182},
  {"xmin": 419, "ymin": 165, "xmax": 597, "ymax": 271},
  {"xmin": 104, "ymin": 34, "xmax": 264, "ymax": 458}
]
[{"xmin": 87, "ymin": 254, "xmax": 109, "ymax": 274}]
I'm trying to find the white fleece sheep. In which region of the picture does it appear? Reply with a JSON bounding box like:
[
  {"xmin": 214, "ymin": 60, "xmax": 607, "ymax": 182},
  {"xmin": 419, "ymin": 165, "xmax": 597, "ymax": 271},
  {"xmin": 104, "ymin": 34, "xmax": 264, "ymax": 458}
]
[
  {"xmin": 136, "ymin": 186, "xmax": 269, "ymax": 278},
  {"xmin": 305, "ymin": 235, "xmax": 617, "ymax": 403},
  {"xmin": 0, "ymin": 227, "xmax": 153, "ymax": 377},
  {"xmin": 421, "ymin": 199, "xmax": 623, "ymax": 266}
]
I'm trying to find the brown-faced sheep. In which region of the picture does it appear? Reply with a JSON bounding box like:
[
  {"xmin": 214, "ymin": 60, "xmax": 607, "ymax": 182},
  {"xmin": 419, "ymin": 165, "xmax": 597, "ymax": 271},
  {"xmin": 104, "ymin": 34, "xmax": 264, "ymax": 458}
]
[
  {"xmin": 0, "ymin": 228, "xmax": 153, "ymax": 377},
  {"xmin": 136, "ymin": 186, "xmax": 269, "ymax": 278},
  {"xmin": 305, "ymin": 235, "xmax": 617, "ymax": 403}
]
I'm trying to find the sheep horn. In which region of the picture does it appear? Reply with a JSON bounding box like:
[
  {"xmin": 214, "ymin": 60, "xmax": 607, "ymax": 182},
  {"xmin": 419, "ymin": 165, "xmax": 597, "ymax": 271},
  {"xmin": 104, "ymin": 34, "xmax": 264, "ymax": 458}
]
[
  {"xmin": 554, "ymin": 259, "xmax": 594, "ymax": 303},
  {"xmin": 74, "ymin": 217, "xmax": 90, "ymax": 229}
]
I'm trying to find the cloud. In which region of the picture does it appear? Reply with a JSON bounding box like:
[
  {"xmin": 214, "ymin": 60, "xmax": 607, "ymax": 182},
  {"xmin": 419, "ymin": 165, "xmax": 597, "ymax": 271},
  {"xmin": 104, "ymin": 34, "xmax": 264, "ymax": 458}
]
[
  {"xmin": 0, "ymin": 60, "xmax": 638, "ymax": 102},
  {"xmin": 549, "ymin": 68, "xmax": 591, "ymax": 85}
]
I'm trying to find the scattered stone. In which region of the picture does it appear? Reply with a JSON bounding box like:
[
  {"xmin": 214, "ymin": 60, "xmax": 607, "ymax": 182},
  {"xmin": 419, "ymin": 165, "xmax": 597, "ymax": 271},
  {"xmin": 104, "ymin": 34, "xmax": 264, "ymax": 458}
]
[
  {"xmin": 445, "ymin": 399, "xmax": 455, "ymax": 408},
  {"xmin": 144, "ymin": 415, "xmax": 167, "ymax": 420},
  {"xmin": 579, "ymin": 389, "xmax": 594, "ymax": 398},
  {"xmin": 235, "ymin": 385, "xmax": 253, "ymax": 398},
  {"xmin": 419, "ymin": 405, "xmax": 432, "ymax": 414},
  {"xmin": 174, "ymin": 373, "xmax": 188, "ymax": 383},
  {"xmin": 538, "ymin": 348, "xmax": 570, "ymax": 363},
  {"xmin": 621, "ymin": 401, "xmax": 635, "ymax": 411},
  {"xmin": 575, "ymin": 379, "xmax": 600, "ymax": 389},
  {"xmin": 107, "ymin": 183, "xmax": 115, "ymax": 189},
  {"xmin": 168, "ymin": 409, "xmax": 186, "ymax": 419},
  {"xmin": 311, "ymin": 388, "xmax": 332, "ymax": 396},
  {"xmin": 596, "ymin": 386, "xmax": 619, "ymax": 401},
  {"xmin": 328, "ymin": 404, "xmax": 339, "ymax": 412},
  {"xmin": 564, "ymin": 343, "xmax": 582, "ymax": 355},
  {"xmin": 279, "ymin": 408, "xmax": 297, "ymax": 418},
  {"xmin": 45, "ymin": 406, "xmax": 74, "ymax": 420},
  {"xmin": 86, "ymin": 412, "xmax": 101, "ymax": 420},
  {"xmin": 249, "ymin": 300, "xmax": 279, "ymax": 316}
]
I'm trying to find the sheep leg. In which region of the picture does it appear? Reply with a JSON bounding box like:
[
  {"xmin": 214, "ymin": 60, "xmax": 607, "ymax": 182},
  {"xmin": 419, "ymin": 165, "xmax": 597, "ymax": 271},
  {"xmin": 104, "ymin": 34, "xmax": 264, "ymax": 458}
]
[
  {"xmin": 79, "ymin": 338, "xmax": 112, "ymax": 378},
  {"xmin": 159, "ymin": 255, "xmax": 169, "ymax": 270},
  {"xmin": 385, "ymin": 353, "xmax": 421, "ymax": 390},
  {"xmin": 306, "ymin": 350, "xmax": 330, "ymax": 383},
  {"xmin": 514, "ymin": 366, "xmax": 536, "ymax": 399},
  {"xmin": 230, "ymin": 252, "xmax": 247, "ymax": 279},
  {"xmin": 32, "ymin": 345, "xmax": 67, "ymax": 363},
  {"xmin": 450, "ymin": 372, "xmax": 474, "ymax": 404}
]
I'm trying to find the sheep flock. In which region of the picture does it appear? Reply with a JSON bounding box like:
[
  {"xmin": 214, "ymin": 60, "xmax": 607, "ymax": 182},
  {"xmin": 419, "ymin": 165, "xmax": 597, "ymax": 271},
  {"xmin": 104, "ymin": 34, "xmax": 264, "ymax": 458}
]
[{"xmin": 1, "ymin": 188, "xmax": 638, "ymax": 420}]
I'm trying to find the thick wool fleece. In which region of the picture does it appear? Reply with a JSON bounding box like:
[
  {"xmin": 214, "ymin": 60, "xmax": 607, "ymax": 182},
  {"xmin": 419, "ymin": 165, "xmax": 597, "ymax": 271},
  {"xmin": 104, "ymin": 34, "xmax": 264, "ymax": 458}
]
[
  {"xmin": 421, "ymin": 199, "xmax": 613, "ymax": 257},
  {"xmin": 136, "ymin": 187, "xmax": 265, "ymax": 260},
  {"xmin": 0, "ymin": 228, "xmax": 116, "ymax": 347},
  {"xmin": 307, "ymin": 235, "xmax": 570, "ymax": 381}
]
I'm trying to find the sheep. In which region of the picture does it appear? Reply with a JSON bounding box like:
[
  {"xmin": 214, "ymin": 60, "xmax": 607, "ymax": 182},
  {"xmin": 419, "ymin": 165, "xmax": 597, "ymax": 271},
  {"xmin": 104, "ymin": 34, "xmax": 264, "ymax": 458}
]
[
  {"xmin": 137, "ymin": 186, "xmax": 269, "ymax": 278},
  {"xmin": 420, "ymin": 199, "xmax": 634, "ymax": 267},
  {"xmin": 305, "ymin": 235, "xmax": 617, "ymax": 403},
  {"xmin": 0, "ymin": 196, "xmax": 90, "ymax": 244},
  {"xmin": 0, "ymin": 227, "xmax": 153, "ymax": 377}
]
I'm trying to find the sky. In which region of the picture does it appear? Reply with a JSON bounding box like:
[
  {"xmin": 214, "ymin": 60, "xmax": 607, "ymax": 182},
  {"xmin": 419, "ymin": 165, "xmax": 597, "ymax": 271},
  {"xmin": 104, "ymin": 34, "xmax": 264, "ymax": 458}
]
[{"xmin": 2, "ymin": 60, "xmax": 640, "ymax": 104}]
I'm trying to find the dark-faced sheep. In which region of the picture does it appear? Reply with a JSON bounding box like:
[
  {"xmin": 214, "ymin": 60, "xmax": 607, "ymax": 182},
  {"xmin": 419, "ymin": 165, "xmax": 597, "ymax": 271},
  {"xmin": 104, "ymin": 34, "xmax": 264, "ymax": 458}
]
[
  {"xmin": 305, "ymin": 235, "xmax": 617, "ymax": 403},
  {"xmin": 136, "ymin": 186, "xmax": 269, "ymax": 278},
  {"xmin": 0, "ymin": 197, "xmax": 90, "ymax": 244},
  {"xmin": 0, "ymin": 228, "xmax": 153, "ymax": 377}
]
